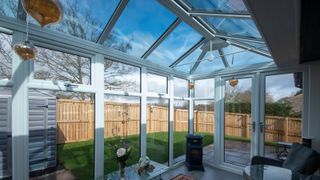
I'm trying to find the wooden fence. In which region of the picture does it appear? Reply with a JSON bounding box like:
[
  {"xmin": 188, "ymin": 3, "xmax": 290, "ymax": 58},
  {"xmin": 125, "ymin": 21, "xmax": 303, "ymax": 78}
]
[{"xmin": 56, "ymin": 99, "xmax": 302, "ymax": 144}]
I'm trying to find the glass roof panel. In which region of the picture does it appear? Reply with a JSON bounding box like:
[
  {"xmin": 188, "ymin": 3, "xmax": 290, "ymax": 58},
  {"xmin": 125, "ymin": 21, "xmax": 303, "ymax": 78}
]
[
  {"xmin": 29, "ymin": 0, "xmax": 120, "ymax": 42},
  {"xmin": 193, "ymin": 51, "xmax": 225, "ymax": 74},
  {"xmin": 222, "ymin": 45, "xmax": 272, "ymax": 67},
  {"xmin": 174, "ymin": 46, "xmax": 202, "ymax": 73},
  {"xmin": 148, "ymin": 22, "xmax": 202, "ymax": 67},
  {"xmin": 204, "ymin": 17, "xmax": 261, "ymax": 39},
  {"xmin": 183, "ymin": 0, "xmax": 248, "ymax": 14},
  {"xmin": 104, "ymin": 0, "xmax": 176, "ymax": 57},
  {"xmin": 237, "ymin": 41, "xmax": 269, "ymax": 52},
  {"xmin": 0, "ymin": 0, "xmax": 18, "ymax": 18}
]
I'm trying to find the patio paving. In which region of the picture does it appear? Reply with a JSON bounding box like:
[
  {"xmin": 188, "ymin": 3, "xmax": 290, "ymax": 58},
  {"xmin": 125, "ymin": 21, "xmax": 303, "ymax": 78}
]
[{"xmin": 203, "ymin": 140, "xmax": 279, "ymax": 166}]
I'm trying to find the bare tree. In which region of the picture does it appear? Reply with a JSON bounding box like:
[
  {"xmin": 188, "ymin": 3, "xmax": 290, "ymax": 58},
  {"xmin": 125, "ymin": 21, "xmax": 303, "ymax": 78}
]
[{"xmin": 0, "ymin": 0, "xmax": 137, "ymax": 100}]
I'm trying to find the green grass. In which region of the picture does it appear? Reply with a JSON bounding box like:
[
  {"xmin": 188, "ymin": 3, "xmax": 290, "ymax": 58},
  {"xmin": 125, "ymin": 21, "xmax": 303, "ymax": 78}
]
[{"xmin": 57, "ymin": 132, "xmax": 214, "ymax": 179}]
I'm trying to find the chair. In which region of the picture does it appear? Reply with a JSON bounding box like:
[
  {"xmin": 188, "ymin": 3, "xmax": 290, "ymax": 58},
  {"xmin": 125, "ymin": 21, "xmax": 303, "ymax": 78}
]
[{"xmin": 251, "ymin": 143, "xmax": 320, "ymax": 178}]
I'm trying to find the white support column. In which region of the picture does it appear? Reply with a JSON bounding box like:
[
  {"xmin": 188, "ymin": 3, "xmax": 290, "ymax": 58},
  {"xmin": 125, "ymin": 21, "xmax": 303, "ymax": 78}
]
[
  {"xmin": 251, "ymin": 73, "xmax": 260, "ymax": 157},
  {"xmin": 168, "ymin": 76, "xmax": 174, "ymax": 167},
  {"xmin": 188, "ymin": 80, "xmax": 194, "ymax": 134},
  {"xmin": 11, "ymin": 32, "xmax": 31, "ymax": 180},
  {"xmin": 140, "ymin": 67, "xmax": 147, "ymax": 157},
  {"xmin": 214, "ymin": 76, "xmax": 223, "ymax": 164},
  {"xmin": 93, "ymin": 54, "xmax": 105, "ymax": 179}
]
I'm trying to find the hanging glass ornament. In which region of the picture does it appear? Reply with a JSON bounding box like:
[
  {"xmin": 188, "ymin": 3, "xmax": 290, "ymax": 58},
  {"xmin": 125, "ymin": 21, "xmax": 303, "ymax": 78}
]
[
  {"xmin": 229, "ymin": 78, "xmax": 239, "ymax": 87},
  {"xmin": 13, "ymin": 15, "xmax": 37, "ymax": 61},
  {"xmin": 13, "ymin": 41, "xmax": 37, "ymax": 60},
  {"xmin": 21, "ymin": 0, "xmax": 63, "ymax": 27}
]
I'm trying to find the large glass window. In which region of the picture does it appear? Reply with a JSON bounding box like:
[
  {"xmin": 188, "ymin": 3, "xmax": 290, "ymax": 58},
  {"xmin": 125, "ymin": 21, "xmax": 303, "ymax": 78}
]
[
  {"xmin": 28, "ymin": 90, "xmax": 95, "ymax": 179},
  {"xmin": 148, "ymin": 22, "xmax": 202, "ymax": 67},
  {"xmin": 173, "ymin": 100, "xmax": 189, "ymax": 164},
  {"xmin": 104, "ymin": 0, "xmax": 176, "ymax": 57},
  {"xmin": 224, "ymin": 78, "xmax": 252, "ymax": 166},
  {"xmin": 104, "ymin": 60, "xmax": 140, "ymax": 93},
  {"xmin": 104, "ymin": 95, "xmax": 140, "ymax": 175},
  {"xmin": 147, "ymin": 98, "xmax": 169, "ymax": 165},
  {"xmin": 264, "ymin": 73, "xmax": 303, "ymax": 160},
  {"xmin": 29, "ymin": 0, "xmax": 120, "ymax": 42},
  {"xmin": 34, "ymin": 47, "xmax": 91, "ymax": 85},
  {"xmin": 173, "ymin": 78, "xmax": 188, "ymax": 97},
  {"xmin": 195, "ymin": 78, "xmax": 215, "ymax": 98},
  {"xmin": 0, "ymin": 33, "xmax": 12, "ymax": 80},
  {"xmin": 194, "ymin": 100, "xmax": 215, "ymax": 164},
  {"xmin": 147, "ymin": 74, "xmax": 167, "ymax": 94},
  {"xmin": 0, "ymin": 87, "xmax": 12, "ymax": 179}
]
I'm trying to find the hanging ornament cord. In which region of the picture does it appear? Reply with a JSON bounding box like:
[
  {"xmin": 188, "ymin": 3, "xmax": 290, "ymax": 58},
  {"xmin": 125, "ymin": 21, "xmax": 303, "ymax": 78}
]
[{"xmin": 26, "ymin": 15, "xmax": 29, "ymax": 41}]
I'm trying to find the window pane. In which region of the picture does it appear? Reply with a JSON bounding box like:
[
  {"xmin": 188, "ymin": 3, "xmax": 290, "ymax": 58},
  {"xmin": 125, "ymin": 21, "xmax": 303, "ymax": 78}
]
[
  {"xmin": 147, "ymin": 98, "xmax": 169, "ymax": 165},
  {"xmin": 222, "ymin": 45, "xmax": 272, "ymax": 68},
  {"xmin": 147, "ymin": 74, "xmax": 167, "ymax": 94},
  {"xmin": 34, "ymin": 47, "xmax": 91, "ymax": 85},
  {"xmin": 224, "ymin": 78, "xmax": 252, "ymax": 166},
  {"xmin": 174, "ymin": 78, "xmax": 188, "ymax": 97},
  {"xmin": 0, "ymin": 33, "xmax": 12, "ymax": 80},
  {"xmin": 104, "ymin": 95, "xmax": 140, "ymax": 176},
  {"xmin": 194, "ymin": 100, "xmax": 215, "ymax": 164},
  {"xmin": 28, "ymin": 90, "xmax": 95, "ymax": 179},
  {"xmin": 195, "ymin": 78, "xmax": 215, "ymax": 98},
  {"xmin": 104, "ymin": 0, "xmax": 176, "ymax": 57},
  {"xmin": 0, "ymin": 0, "xmax": 18, "ymax": 18},
  {"xmin": 264, "ymin": 73, "xmax": 303, "ymax": 160},
  {"xmin": 148, "ymin": 22, "xmax": 202, "ymax": 67},
  {"xmin": 0, "ymin": 87, "xmax": 12, "ymax": 178},
  {"xmin": 104, "ymin": 60, "xmax": 140, "ymax": 93},
  {"xmin": 182, "ymin": 0, "xmax": 248, "ymax": 14},
  {"xmin": 173, "ymin": 100, "xmax": 189, "ymax": 164},
  {"xmin": 29, "ymin": 0, "xmax": 120, "ymax": 42},
  {"xmin": 204, "ymin": 18, "xmax": 261, "ymax": 39}
]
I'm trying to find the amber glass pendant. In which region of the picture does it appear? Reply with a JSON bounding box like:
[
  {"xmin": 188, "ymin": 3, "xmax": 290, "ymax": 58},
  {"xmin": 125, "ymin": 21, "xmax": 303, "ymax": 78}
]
[
  {"xmin": 21, "ymin": 0, "xmax": 63, "ymax": 27},
  {"xmin": 13, "ymin": 41, "xmax": 37, "ymax": 61}
]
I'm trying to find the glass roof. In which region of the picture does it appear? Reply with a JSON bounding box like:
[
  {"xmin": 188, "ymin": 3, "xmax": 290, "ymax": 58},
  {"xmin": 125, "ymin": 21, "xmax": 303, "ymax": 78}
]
[
  {"xmin": 194, "ymin": 51, "xmax": 225, "ymax": 74},
  {"xmin": 183, "ymin": 0, "xmax": 248, "ymax": 14},
  {"xmin": 103, "ymin": 0, "xmax": 176, "ymax": 57},
  {"xmin": 30, "ymin": 0, "xmax": 120, "ymax": 42},
  {"xmin": 148, "ymin": 22, "xmax": 202, "ymax": 67},
  {"xmin": 0, "ymin": 0, "xmax": 18, "ymax": 18},
  {"xmin": 222, "ymin": 45, "xmax": 272, "ymax": 68},
  {"xmin": 0, "ymin": 0, "xmax": 275, "ymax": 76},
  {"xmin": 204, "ymin": 17, "xmax": 261, "ymax": 39}
]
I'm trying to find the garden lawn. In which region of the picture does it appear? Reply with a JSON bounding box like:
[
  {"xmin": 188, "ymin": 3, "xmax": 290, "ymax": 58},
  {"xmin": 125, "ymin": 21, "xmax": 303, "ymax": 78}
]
[{"xmin": 57, "ymin": 132, "xmax": 213, "ymax": 180}]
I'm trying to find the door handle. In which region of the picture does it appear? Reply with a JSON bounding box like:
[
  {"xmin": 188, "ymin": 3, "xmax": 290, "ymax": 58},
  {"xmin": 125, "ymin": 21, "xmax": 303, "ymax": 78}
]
[
  {"xmin": 259, "ymin": 122, "xmax": 265, "ymax": 133},
  {"xmin": 249, "ymin": 121, "xmax": 256, "ymax": 133}
]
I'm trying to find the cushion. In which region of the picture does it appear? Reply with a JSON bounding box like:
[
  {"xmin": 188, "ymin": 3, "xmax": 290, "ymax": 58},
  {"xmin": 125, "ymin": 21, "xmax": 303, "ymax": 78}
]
[
  {"xmin": 303, "ymin": 152, "xmax": 320, "ymax": 175},
  {"xmin": 282, "ymin": 143, "xmax": 314, "ymax": 173}
]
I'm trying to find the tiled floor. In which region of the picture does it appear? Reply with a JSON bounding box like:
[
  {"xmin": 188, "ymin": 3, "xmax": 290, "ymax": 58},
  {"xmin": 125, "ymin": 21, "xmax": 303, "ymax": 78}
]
[{"xmin": 161, "ymin": 164, "xmax": 241, "ymax": 180}]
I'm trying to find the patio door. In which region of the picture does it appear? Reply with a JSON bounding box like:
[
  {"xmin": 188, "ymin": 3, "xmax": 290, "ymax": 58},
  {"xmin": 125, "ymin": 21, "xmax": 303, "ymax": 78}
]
[
  {"xmin": 223, "ymin": 77, "xmax": 256, "ymax": 166},
  {"xmin": 259, "ymin": 72, "xmax": 304, "ymax": 160}
]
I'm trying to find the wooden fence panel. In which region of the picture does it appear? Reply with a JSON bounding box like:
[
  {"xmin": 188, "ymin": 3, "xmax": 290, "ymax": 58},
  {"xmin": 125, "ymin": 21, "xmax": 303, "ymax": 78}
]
[{"xmin": 56, "ymin": 100, "xmax": 302, "ymax": 144}]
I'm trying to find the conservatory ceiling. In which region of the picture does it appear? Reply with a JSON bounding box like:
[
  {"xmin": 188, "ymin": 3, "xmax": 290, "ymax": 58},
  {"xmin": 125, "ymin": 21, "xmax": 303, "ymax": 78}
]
[{"xmin": 0, "ymin": 0, "xmax": 274, "ymax": 76}]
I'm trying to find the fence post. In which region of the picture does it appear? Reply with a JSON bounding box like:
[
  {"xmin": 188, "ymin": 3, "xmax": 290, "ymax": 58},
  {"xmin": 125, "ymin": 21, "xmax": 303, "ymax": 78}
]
[
  {"xmin": 284, "ymin": 117, "xmax": 289, "ymax": 142},
  {"xmin": 246, "ymin": 115, "xmax": 250, "ymax": 138}
]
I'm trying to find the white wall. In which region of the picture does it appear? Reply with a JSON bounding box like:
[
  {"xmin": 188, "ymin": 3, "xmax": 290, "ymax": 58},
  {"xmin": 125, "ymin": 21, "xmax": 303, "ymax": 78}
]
[{"xmin": 308, "ymin": 61, "xmax": 320, "ymax": 151}]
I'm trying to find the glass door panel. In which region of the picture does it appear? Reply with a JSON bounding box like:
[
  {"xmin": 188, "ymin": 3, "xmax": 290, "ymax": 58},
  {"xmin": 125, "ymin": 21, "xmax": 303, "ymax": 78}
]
[
  {"xmin": 264, "ymin": 73, "xmax": 303, "ymax": 160},
  {"xmin": 224, "ymin": 78, "xmax": 252, "ymax": 166}
]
